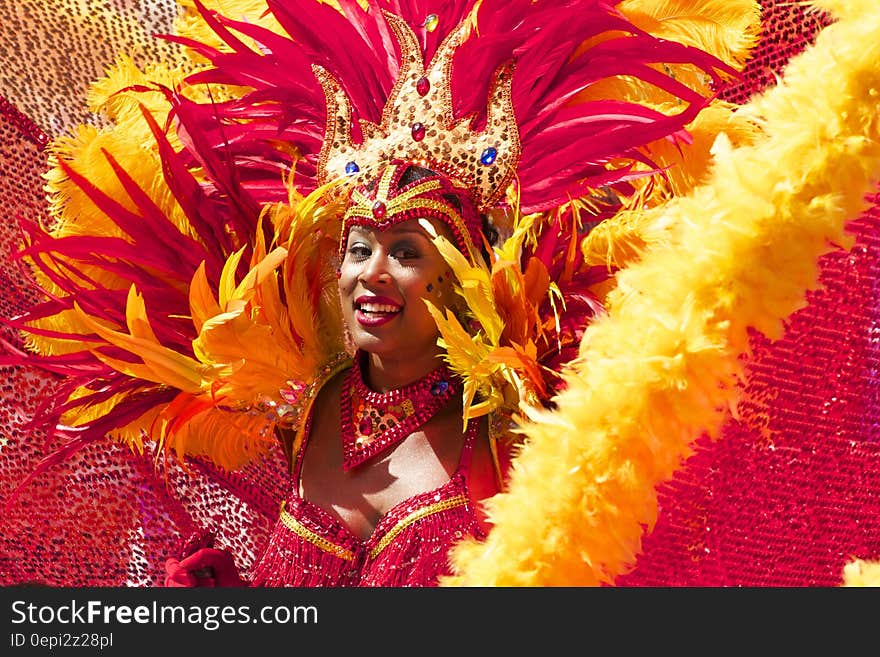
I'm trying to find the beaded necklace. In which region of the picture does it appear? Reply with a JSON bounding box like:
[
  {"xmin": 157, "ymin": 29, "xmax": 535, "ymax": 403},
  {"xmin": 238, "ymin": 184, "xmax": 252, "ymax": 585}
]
[{"xmin": 340, "ymin": 351, "xmax": 460, "ymax": 471}]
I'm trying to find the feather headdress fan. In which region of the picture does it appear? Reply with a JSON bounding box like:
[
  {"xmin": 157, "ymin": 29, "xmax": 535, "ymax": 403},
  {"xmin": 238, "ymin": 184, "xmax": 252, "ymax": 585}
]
[{"xmin": 1, "ymin": 0, "xmax": 769, "ymax": 578}]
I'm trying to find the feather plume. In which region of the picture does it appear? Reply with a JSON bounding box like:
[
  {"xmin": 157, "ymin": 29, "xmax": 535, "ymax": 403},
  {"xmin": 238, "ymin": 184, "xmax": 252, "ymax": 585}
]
[
  {"xmin": 5, "ymin": 0, "xmax": 767, "ymax": 555},
  {"xmin": 427, "ymin": 206, "xmax": 596, "ymax": 426},
  {"xmin": 619, "ymin": 0, "xmax": 762, "ymax": 76},
  {"xmin": 444, "ymin": 0, "xmax": 880, "ymax": 585},
  {"xmin": 842, "ymin": 559, "xmax": 880, "ymax": 587}
]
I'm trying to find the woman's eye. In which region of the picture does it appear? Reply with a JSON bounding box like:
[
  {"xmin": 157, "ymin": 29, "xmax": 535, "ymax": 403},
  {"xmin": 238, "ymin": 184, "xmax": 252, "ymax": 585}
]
[
  {"xmin": 347, "ymin": 244, "xmax": 371, "ymax": 259},
  {"xmin": 393, "ymin": 247, "xmax": 419, "ymax": 260}
]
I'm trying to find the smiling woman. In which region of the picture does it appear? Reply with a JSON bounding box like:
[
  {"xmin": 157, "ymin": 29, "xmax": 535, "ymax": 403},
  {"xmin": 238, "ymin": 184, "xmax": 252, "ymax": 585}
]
[
  {"xmin": 231, "ymin": 161, "xmax": 506, "ymax": 586},
  {"xmin": 341, "ymin": 222, "xmax": 452, "ymax": 357},
  {"xmin": 339, "ymin": 165, "xmax": 474, "ymax": 360}
]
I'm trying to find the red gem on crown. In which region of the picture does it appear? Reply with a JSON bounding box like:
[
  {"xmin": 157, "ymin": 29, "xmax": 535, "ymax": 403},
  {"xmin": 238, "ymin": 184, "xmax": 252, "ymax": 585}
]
[{"xmin": 372, "ymin": 200, "xmax": 387, "ymax": 219}]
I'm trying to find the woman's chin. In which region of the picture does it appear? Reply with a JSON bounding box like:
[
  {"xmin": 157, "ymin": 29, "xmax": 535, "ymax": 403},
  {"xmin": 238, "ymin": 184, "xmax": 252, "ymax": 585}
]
[
  {"xmin": 349, "ymin": 329, "xmax": 391, "ymax": 354},
  {"xmin": 350, "ymin": 331, "xmax": 439, "ymax": 363}
]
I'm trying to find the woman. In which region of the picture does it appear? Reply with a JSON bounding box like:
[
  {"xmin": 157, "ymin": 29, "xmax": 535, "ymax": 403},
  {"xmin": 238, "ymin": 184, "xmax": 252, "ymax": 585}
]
[{"xmin": 165, "ymin": 162, "xmax": 508, "ymax": 586}]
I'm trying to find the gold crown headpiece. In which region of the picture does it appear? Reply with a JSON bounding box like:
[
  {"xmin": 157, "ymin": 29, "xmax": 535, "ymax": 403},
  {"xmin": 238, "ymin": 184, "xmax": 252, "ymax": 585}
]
[{"xmin": 314, "ymin": 11, "xmax": 521, "ymax": 212}]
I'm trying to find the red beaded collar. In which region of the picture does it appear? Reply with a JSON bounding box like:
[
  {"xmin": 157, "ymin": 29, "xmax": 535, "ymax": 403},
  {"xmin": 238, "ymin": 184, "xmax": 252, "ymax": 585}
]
[{"xmin": 340, "ymin": 351, "xmax": 460, "ymax": 471}]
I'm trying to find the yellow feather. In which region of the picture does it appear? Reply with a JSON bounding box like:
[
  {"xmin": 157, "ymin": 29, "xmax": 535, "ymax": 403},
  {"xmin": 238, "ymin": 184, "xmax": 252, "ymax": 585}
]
[
  {"xmin": 122, "ymin": 285, "xmax": 160, "ymax": 343},
  {"xmin": 89, "ymin": 351, "xmax": 203, "ymax": 392},
  {"xmin": 182, "ymin": 187, "xmax": 348, "ymax": 413},
  {"xmin": 620, "ymin": 0, "xmax": 762, "ymax": 72},
  {"xmin": 841, "ymin": 559, "xmax": 880, "ymax": 587},
  {"xmin": 233, "ymin": 246, "xmax": 289, "ymax": 301},
  {"xmin": 188, "ymin": 262, "xmax": 221, "ymax": 334},
  {"xmin": 432, "ymin": 234, "xmax": 504, "ymax": 344},
  {"xmin": 159, "ymin": 401, "xmax": 280, "ymax": 471},
  {"xmin": 26, "ymin": 52, "xmax": 201, "ymax": 363},
  {"xmin": 218, "ymin": 248, "xmax": 246, "ymax": 308},
  {"xmin": 425, "ymin": 303, "xmax": 491, "ymax": 372},
  {"xmin": 175, "ymin": 0, "xmax": 286, "ymax": 58},
  {"xmin": 273, "ymin": 182, "xmax": 347, "ymax": 363},
  {"xmin": 581, "ymin": 103, "xmax": 763, "ymax": 273},
  {"xmin": 74, "ymin": 300, "xmax": 210, "ymax": 392}
]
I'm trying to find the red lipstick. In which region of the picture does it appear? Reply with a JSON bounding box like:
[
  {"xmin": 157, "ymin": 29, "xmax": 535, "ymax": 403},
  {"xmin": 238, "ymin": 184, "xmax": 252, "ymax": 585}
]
[{"xmin": 354, "ymin": 295, "xmax": 402, "ymax": 327}]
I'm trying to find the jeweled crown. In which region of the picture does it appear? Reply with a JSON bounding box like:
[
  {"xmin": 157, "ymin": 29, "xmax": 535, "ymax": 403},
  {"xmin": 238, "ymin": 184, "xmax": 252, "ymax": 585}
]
[{"xmin": 314, "ymin": 11, "xmax": 520, "ymax": 211}]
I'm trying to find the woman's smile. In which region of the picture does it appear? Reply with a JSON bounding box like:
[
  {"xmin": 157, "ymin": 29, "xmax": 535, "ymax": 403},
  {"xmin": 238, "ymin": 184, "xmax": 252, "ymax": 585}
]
[{"xmin": 354, "ymin": 295, "xmax": 403, "ymax": 326}]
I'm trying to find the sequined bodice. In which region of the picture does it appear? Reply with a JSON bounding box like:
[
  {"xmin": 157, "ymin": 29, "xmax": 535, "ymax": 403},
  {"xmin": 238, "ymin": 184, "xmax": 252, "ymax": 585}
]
[{"xmin": 249, "ymin": 418, "xmax": 484, "ymax": 587}]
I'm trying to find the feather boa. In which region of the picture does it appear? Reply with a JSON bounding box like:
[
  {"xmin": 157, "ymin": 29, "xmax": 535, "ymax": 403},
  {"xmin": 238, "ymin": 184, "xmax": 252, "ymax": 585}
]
[
  {"xmin": 842, "ymin": 559, "xmax": 880, "ymax": 587},
  {"xmin": 443, "ymin": 0, "xmax": 880, "ymax": 586}
]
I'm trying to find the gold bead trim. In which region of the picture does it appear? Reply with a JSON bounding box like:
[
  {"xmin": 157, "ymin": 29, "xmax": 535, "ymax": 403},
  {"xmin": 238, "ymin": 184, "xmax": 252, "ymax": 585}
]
[
  {"xmin": 279, "ymin": 500, "xmax": 356, "ymax": 562},
  {"xmin": 369, "ymin": 493, "xmax": 470, "ymax": 559},
  {"xmin": 344, "ymin": 173, "xmax": 480, "ymax": 260},
  {"xmin": 279, "ymin": 493, "xmax": 470, "ymax": 562}
]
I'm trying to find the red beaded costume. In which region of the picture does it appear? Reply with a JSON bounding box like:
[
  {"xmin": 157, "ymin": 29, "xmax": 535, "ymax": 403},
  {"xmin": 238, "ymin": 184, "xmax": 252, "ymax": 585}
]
[
  {"xmin": 2, "ymin": 0, "xmax": 880, "ymax": 588},
  {"xmin": 252, "ymin": 411, "xmax": 483, "ymax": 586}
]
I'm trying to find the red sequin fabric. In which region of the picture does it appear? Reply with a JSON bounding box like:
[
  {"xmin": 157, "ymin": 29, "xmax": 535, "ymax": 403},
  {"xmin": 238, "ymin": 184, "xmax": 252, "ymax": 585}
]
[
  {"xmin": 250, "ymin": 418, "xmax": 484, "ymax": 587},
  {"xmin": 2, "ymin": 1, "xmax": 879, "ymax": 587},
  {"xmin": 0, "ymin": 96, "xmax": 286, "ymax": 580}
]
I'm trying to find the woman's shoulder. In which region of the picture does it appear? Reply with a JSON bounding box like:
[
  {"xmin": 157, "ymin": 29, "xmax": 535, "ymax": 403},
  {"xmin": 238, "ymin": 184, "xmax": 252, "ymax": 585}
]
[
  {"xmin": 310, "ymin": 365, "xmax": 348, "ymax": 414},
  {"xmin": 277, "ymin": 353, "xmax": 353, "ymax": 467}
]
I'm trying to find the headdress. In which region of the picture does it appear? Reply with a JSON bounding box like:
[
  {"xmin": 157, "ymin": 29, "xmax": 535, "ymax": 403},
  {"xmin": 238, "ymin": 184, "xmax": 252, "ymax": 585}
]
[
  {"xmin": 319, "ymin": 10, "xmax": 517, "ymax": 264},
  {"xmin": 315, "ymin": 12, "xmax": 519, "ymax": 211},
  {"xmin": 340, "ymin": 160, "xmax": 483, "ymax": 263},
  {"xmin": 3, "ymin": 0, "xmax": 757, "ymax": 485}
]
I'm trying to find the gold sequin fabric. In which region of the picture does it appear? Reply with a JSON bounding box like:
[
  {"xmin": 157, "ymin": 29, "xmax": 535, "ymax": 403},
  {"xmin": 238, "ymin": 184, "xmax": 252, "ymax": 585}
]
[{"xmin": 0, "ymin": 1, "xmax": 186, "ymax": 136}]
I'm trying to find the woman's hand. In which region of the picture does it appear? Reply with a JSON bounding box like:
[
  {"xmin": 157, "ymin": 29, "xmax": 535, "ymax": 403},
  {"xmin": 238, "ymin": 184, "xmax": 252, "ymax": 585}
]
[{"xmin": 164, "ymin": 547, "xmax": 247, "ymax": 587}]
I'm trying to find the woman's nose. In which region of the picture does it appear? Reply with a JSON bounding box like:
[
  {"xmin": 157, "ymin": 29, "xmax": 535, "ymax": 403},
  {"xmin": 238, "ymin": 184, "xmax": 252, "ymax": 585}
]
[{"xmin": 359, "ymin": 251, "xmax": 391, "ymax": 284}]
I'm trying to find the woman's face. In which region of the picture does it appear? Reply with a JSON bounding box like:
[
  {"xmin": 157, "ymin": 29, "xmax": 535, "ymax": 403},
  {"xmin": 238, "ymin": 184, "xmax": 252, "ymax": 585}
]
[{"xmin": 338, "ymin": 218, "xmax": 457, "ymax": 361}]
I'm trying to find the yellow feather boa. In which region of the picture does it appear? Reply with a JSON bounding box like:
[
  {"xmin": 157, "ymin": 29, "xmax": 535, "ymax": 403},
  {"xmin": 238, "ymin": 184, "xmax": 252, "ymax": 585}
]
[{"xmin": 443, "ymin": 0, "xmax": 880, "ymax": 586}]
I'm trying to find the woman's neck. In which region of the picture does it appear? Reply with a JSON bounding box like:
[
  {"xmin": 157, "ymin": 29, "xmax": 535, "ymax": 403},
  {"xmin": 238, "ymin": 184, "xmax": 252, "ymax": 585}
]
[{"xmin": 362, "ymin": 349, "xmax": 446, "ymax": 392}]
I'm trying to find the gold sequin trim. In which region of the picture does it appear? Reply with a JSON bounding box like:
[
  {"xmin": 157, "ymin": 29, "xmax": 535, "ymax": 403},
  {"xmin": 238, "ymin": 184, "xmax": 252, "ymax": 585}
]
[
  {"xmin": 346, "ymin": 196, "xmax": 472, "ymax": 247},
  {"xmin": 279, "ymin": 500, "xmax": 356, "ymax": 561},
  {"xmin": 369, "ymin": 493, "xmax": 470, "ymax": 559}
]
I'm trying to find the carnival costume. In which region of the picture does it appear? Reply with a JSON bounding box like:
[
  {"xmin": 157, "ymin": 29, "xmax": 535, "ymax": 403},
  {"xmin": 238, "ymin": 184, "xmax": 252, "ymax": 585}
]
[{"xmin": 3, "ymin": 0, "xmax": 880, "ymax": 587}]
